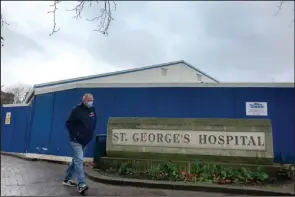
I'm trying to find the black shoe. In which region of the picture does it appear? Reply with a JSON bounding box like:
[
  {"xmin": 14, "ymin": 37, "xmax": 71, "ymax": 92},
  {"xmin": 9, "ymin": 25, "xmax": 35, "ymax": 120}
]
[
  {"xmin": 62, "ymin": 179, "xmax": 77, "ymax": 187},
  {"xmin": 78, "ymin": 183, "xmax": 89, "ymax": 193}
]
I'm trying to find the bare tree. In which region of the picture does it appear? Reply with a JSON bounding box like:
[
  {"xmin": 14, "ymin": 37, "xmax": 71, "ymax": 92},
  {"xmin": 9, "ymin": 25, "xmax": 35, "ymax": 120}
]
[
  {"xmin": 5, "ymin": 84, "xmax": 32, "ymax": 104},
  {"xmin": 275, "ymin": 1, "xmax": 294, "ymax": 27},
  {"xmin": 1, "ymin": 1, "xmax": 116, "ymax": 46},
  {"xmin": 1, "ymin": 84, "xmax": 13, "ymax": 105},
  {"xmin": 48, "ymin": 1, "xmax": 116, "ymax": 36}
]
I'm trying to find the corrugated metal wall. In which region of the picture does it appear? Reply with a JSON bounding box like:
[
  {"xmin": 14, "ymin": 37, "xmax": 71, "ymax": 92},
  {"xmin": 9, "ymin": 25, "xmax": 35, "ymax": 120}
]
[
  {"xmin": 27, "ymin": 87, "xmax": 294, "ymax": 164},
  {"xmin": 1, "ymin": 105, "xmax": 32, "ymax": 153}
]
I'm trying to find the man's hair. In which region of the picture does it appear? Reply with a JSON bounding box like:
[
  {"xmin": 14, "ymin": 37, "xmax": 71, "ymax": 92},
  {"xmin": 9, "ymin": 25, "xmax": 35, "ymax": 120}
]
[{"xmin": 82, "ymin": 93, "xmax": 93, "ymax": 101}]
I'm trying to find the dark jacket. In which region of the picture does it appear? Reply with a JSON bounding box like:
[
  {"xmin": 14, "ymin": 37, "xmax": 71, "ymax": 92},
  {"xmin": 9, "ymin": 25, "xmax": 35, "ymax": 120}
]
[{"xmin": 65, "ymin": 103, "xmax": 97, "ymax": 146}]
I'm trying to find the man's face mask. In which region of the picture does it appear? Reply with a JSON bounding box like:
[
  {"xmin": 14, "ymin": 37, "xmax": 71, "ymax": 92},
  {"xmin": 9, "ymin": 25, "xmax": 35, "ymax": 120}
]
[{"xmin": 86, "ymin": 101, "xmax": 93, "ymax": 108}]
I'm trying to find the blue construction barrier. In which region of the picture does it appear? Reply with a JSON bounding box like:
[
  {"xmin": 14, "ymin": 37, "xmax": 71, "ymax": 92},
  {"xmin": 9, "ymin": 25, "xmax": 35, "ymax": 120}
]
[
  {"xmin": 1, "ymin": 104, "xmax": 32, "ymax": 153},
  {"xmin": 25, "ymin": 87, "xmax": 294, "ymax": 164}
]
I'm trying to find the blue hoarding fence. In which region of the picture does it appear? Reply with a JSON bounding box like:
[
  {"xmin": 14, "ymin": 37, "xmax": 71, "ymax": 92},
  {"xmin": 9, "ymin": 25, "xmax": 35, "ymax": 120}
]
[
  {"xmin": 2, "ymin": 87, "xmax": 294, "ymax": 165},
  {"xmin": 1, "ymin": 104, "xmax": 32, "ymax": 153}
]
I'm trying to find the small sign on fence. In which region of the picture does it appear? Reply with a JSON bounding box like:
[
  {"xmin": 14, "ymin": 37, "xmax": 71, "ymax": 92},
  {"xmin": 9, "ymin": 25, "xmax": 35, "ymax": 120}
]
[
  {"xmin": 5, "ymin": 112, "xmax": 11, "ymax": 125},
  {"xmin": 246, "ymin": 102, "xmax": 268, "ymax": 116}
]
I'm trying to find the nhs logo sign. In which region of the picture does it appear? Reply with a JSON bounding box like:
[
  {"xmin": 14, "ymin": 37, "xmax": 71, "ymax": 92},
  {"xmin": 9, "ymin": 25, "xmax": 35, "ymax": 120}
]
[
  {"xmin": 246, "ymin": 102, "xmax": 268, "ymax": 116},
  {"xmin": 250, "ymin": 103, "xmax": 264, "ymax": 109}
]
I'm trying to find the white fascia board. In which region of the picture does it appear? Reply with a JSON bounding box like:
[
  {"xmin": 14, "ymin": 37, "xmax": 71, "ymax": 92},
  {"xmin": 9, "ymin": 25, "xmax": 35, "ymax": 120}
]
[
  {"xmin": 77, "ymin": 82, "xmax": 294, "ymax": 88},
  {"xmin": 34, "ymin": 82, "xmax": 294, "ymax": 95},
  {"xmin": 2, "ymin": 104, "xmax": 30, "ymax": 107},
  {"xmin": 35, "ymin": 82, "xmax": 78, "ymax": 95}
]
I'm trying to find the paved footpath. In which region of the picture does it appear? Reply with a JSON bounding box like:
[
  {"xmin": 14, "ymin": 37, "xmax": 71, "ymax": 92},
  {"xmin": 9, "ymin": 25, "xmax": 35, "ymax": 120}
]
[{"xmin": 1, "ymin": 155, "xmax": 234, "ymax": 196}]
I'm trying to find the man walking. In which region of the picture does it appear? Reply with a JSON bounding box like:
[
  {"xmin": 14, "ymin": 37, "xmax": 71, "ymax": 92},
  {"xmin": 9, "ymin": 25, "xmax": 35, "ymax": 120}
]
[{"xmin": 63, "ymin": 93, "xmax": 97, "ymax": 193}]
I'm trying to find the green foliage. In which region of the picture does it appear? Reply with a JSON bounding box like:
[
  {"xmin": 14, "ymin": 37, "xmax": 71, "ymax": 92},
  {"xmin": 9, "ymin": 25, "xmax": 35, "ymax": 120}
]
[
  {"xmin": 118, "ymin": 162, "xmax": 133, "ymax": 175},
  {"xmin": 114, "ymin": 160, "xmax": 270, "ymax": 185},
  {"xmin": 164, "ymin": 161, "xmax": 183, "ymax": 181},
  {"xmin": 147, "ymin": 164, "xmax": 167, "ymax": 180},
  {"xmin": 145, "ymin": 160, "xmax": 270, "ymax": 185}
]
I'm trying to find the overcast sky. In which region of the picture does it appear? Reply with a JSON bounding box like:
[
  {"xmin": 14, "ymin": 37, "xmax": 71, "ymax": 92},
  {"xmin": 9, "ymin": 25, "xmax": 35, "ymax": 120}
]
[{"xmin": 1, "ymin": 1, "xmax": 294, "ymax": 86}]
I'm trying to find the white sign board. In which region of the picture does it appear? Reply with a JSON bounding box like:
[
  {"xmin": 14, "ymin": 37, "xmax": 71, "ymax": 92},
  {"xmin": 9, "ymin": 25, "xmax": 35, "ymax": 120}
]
[
  {"xmin": 5, "ymin": 112, "xmax": 11, "ymax": 125},
  {"xmin": 246, "ymin": 102, "xmax": 268, "ymax": 116},
  {"xmin": 5, "ymin": 112, "xmax": 11, "ymax": 119},
  {"xmin": 112, "ymin": 129, "xmax": 266, "ymax": 151}
]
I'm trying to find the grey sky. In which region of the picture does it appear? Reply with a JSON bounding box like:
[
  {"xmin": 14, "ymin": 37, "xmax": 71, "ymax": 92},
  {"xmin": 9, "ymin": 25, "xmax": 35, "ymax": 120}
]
[{"xmin": 1, "ymin": 1, "xmax": 294, "ymax": 85}]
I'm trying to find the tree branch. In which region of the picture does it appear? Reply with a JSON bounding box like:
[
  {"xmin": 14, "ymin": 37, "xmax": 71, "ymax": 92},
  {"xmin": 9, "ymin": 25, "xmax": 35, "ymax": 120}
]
[
  {"xmin": 67, "ymin": 1, "xmax": 87, "ymax": 19},
  {"xmin": 48, "ymin": 1, "xmax": 116, "ymax": 36},
  {"xmin": 274, "ymin": 1, "xmax": 294, "ymax": 27},
  {"xmin": 86, "ymin": 0, "xmax": 116, "ymax": 35},
  {"xmin": 48, "ymin": 0, "xmax": 61, "ymax": 36},
  {"xmin": 1, "ymin": 11, "xmax": 9, "ymax": 47},
  {"xmin": 274, "ymin": 1, "xmax": 284, "ymax": 16},
  {"xmin": 2, "ymin": 1, "xmax": 117, "ymax": 41}
]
